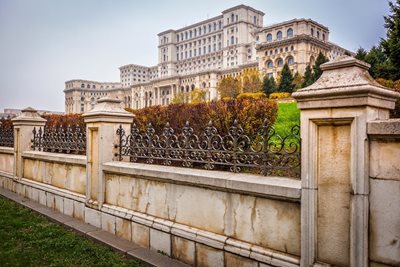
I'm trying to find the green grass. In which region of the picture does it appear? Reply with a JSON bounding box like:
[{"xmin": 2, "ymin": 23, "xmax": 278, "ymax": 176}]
[
  {"xmin": 273, "ymin": 102, "xmax": 300, "ymax": 137},
  {"xmin": 0, "ymin": 196, "xmax": 143, "ymax": 267}
]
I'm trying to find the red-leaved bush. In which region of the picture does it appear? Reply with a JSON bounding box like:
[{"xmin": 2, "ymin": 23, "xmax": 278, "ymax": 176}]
[{"xmin": 126, "ymin": 98, "xmax": 277, "ymax": 136}]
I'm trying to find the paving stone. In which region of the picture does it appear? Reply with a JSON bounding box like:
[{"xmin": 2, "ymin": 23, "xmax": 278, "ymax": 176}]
[
  {"xmin": 87, "ymin": 230, "xmax": 140, "ymax": 253},
  {"xmin": 65, "ymin": 220, "xmax": 98, "ymax": 234}
]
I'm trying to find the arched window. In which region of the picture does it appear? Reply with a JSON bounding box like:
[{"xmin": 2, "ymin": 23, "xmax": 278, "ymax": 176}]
[
  {"xmin": 277, "ymin": 31, "xmax": 282, "ymax": 40},
  {"xmin": 81, "ymin": 83, "xmax": 85, "ymax": 88},
  {"xmin": 311, "ymin": 28, "xmax": 314, "ymax": 36},
  {"xmin": 287, "ymin": 28, "xmax": 293, "ymax": 38},
  {"xmin": 287, "ymin": 56, "xmax": 294, "ymax": 65},
  {"xmin": 317, "ymin": 31, "xmax": 320, "ymax": 39},
  {"xmin": 231, "ymin": 36, "xmax": 234, "ymax": 45},
  {"xmin": 322, "ymin": 33, "xmax": 325, "ymax": 41},
  {"xmin": 266, "ymin": 33, "xmax": 272, "ymax": 42},
  {"xmin": 265, "ymin": 60, "xmax": 273, "ymax": 68},
  {"xmin": 87, "ymin": 84, "xmax": 90, "ymax": 88},
  {"xmin": 276, "ymin": 58, "xmax": 283, "ymax": 67}
]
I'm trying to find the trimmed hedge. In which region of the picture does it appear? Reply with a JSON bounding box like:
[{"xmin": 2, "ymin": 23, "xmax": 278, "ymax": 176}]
[
  {"xmin": 126, "ymin": 98, "xmax": 277, "ymax": 136},
  {"xmin": 42, "ymin": 113, "xmax": 85, "ymax": 129},
  {"xmin": 269, "ymin": 92, "xmax": 291, "ymax": 99}
]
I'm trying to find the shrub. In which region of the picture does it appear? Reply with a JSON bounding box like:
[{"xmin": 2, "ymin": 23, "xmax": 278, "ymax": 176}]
[
  {"xmin": 126, "ymin": 98, "xmax": 277, "ymax": 137},
  {"xmin": 269, "ymin": 92, "xmax": 291, "ymax": 99},
  {"xmin": 42, "ymin": 113, "xmax": 85, "ymax": 129},
  {"xmin": 237, "ymin": 92, "xmax": 267, "ymax": 100}
]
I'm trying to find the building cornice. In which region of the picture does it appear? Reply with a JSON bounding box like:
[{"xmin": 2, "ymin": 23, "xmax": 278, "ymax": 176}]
[
  {"xmin": 256, "ymin": 34, "xmax": 331, "ymax": 51},
  {"xmin": 256, "ymin": 18, "xmax": 329, "ymax": 34},
  {"xmin": 222, "ymin": 4, "xmax": 265, "ymax": 16}
]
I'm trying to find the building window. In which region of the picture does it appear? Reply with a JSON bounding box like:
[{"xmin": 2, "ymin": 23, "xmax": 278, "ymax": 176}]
[
  {"xmin": 199, "ymin": 47, "xmax": 201, "ymax": 55},
  {"xmin": 317, "ymin": 31, "xmax": 320, "ymax": 39},
  {"xmin": 266, "ymin": 33, "xmax": 272, "ymax": 42},
  {"xmin": 311, "ymin": 28, "xmax": 314, "ymax": 36},
  {"xmin": 194, "ymin": 29, "xmax": 197, "ymax": 36},
  {"xmin": 203, "ymin": 25, "xmax": 206, "ymax": 34},
  {"xmin": 231, "ymin": 36, "xmax": 234, "ymax": 45},
  {"xmin": 231, "ymin": 13, "xmax": 234, "ymax": 22},
  {"xmin": 287, "ymin": 28, "xmax": 293, "ymax": 37},
  {"xmin": 185, "ymin": 32, "xmax": 188, "ymax": 39},
  {"xmin": 81, "ymin": 83, "xmax": 84, "ymax": 88},
  {"xmin": 277, "ymin": 31, "xmax": 282, "ymax": 40},
  {"xmin": 199, "ymin": 27, "xmax": 202, "ymax": 35},
  {"xmin": 266, "ymin": 60, "xmax": 273, "ymax": 68},
  {"xmin": 177, "ymin": 35, "xmax": 180, "ymax": 42},
  {"xmin": 322, "ymin": 33, "xmax": 325, "ymax": 41},
  {"xmin": 287, "ymin": 56, "xmax": 294, "ymax": 65},
  {"xmin": 236, "ymin": 15, "xmax": 238, "ymax": 21},
  {"xmin": 276, "ymin": 58, "xmax": 284, "ymax": 67},
  {"xmin": 254, "ymin": 16, "xmax": 256, "ymax": 24},
  {"xmin": 219, "ymin": 21, "xmax": 222, "ymax": 29}
]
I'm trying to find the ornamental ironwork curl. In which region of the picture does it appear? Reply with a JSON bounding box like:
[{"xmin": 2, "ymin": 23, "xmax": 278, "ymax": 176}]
[
  {"xmin": 31, "ymin": 125, "xmax": 86, "ymax": 155},
  {"xmin": 115, "ymin": 120, "xmax": 301, "ymax": 178},
  {"xmin": 0, "ymin": 124, "xmax": 13, "ymax": 147}
]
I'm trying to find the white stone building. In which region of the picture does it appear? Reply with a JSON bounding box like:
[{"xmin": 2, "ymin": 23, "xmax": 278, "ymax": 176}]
[{"xmin": 64, "ymin": 5, "xmax": 352, "ymax": 114}]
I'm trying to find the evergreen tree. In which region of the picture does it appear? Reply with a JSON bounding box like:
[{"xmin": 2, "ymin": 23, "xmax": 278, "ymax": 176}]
[
  {"xmin": 292, "ymin": 72, "xmax": 303, "ymax": 90},
  {"xmin": 278, "ymin": 64, "xmax": 294, "ymax": 93},
  {"xmin": 355, "ymin": 47, "xmax": 368, "ymax": 61},
  {"xmin": 312, "ymin": 52, "xmax": 328, "ymax": 81},
  {"xmin": 302, "ymin": 65, "xmax": 313, "ymax": 88},
  {"xmin": 262, "ymin": 75, "xmax": 277, "ymax": 95},
  {"xmin": 381, "ymin": 0, "xmax": 400, "ymax": 80}
]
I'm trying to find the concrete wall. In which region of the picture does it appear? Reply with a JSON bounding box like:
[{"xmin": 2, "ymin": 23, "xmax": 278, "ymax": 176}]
[
  {"xmin": 22, "ymin": 151, "xmax": 86, "ymax": 195},
  {"xmin": 368, "ymin": 120, "xmax": 400, "ymax": 267},
  {"xmin": 0, "ymin": 147, "xmax": 13, "ymax": 174}
]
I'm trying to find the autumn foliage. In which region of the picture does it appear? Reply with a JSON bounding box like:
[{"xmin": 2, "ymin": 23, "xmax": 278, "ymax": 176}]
[
  {"xmin": 41, "ymin": 114, "xmax": 85, "ymax": 129},
  {"xmin": 126, "ymin": 98, "xmax": 277, "ymax": 136}
]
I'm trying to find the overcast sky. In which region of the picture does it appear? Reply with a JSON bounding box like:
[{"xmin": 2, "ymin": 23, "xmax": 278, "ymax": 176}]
[{"xmin": 0, "ymin": 0, "xmax": 390, "ymax": 112}]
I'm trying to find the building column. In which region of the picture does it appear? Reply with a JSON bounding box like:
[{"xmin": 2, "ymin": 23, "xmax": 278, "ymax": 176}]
[
  {"xmin": 82, "ymin": 97, "xmax": 133, "ymax": 210},
  {"xmin": 293, "ymin": 56, "xmax": 400, "ymax": 267},
  {"xmin": 11, "ymin": 108, "xmax": 46, "ymax": 180}
]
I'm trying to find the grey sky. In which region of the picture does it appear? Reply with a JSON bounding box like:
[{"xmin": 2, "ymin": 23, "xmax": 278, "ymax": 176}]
[{"xmin": 0, "ymin": 0, "xmax": 390, "ymax": 112}]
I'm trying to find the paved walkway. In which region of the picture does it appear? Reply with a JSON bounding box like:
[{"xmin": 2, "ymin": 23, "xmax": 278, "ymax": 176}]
[{"xmin": 0, "ymin": 187, "xmax": 188, "ymax": 267}]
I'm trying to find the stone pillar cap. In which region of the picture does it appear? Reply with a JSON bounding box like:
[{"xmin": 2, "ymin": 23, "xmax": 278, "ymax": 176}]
[
  {"xmin": 292, "ymin": 56, "xmax": 400, "ymax": 110},
  {"xmin": 12, "ymin": 107, "xmax": 46, "ymax": 125},
  {"xmin": 82, "ymin": 96, "xmax": 134, "ymax": 123}
]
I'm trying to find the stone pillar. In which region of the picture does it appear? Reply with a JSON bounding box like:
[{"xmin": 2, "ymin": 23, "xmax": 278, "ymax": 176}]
[
  {"xmin": 292, "ymin": 56, "xmax": 400, "ymax": 267},
  {"xmin": 11, "ymin": 107, "xmax": 46, "ymax": 180},
  {"xmin": 82, "ymin": 97, "xmax": 134, "ymax": 209}
]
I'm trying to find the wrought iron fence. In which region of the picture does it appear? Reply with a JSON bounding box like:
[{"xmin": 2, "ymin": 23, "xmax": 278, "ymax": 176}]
[
  {"xmin": 0, "ymin": 124, "xmax": 13, "ymax": 147},
  {"xmin": 31, "ymin": 125, "xmax": 86, "ymax": 155},
  {"xmin": 115, "ymin": 120, "xmax": 301, "ymax": 178}
]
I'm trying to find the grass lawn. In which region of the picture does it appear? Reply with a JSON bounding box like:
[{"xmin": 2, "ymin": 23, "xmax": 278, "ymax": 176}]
[
  {"xmin": 0, "ymin": 196, "xmax": 143, "ymax": 267},
  {"xmin": 274, "ymin": 102, "xmax": 300, "ymax": 137}
]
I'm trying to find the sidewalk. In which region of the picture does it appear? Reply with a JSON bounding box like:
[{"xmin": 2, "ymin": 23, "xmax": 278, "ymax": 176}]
[{"xmin": 0, "ymin": 187, "xmax": 188, "ymax": 267}]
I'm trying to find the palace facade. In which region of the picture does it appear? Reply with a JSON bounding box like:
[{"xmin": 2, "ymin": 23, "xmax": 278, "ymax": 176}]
[{"xmin": 64, "ymin": 5, "xmax": 352, "ymax": 114}]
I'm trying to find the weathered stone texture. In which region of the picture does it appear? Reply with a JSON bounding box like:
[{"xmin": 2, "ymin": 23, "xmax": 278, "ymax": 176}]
[
  {"xmin": 370, "ymin": 179, "xmax": 400, "ymax": 266},
  {"xmin": 316, "ymin": 125, "xmax": 351, "ymax": 266},
  {"xmin": 150, "ymin": 228, "xmax": 171, "ymax": 256},
  {"xmin": 370, "ymin": 140, "xmax": 400, "ymax": 181},
  {"xmin": 172, "ymin": 236, "xmax": 195, "ymax": 265},
  {"xmin": 104, "ymin": 172, "xmax": 300, "ymax": 256},
  {"xmin": 23, "ymin": 158, "xmax": 86, "ymax": 194}
]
